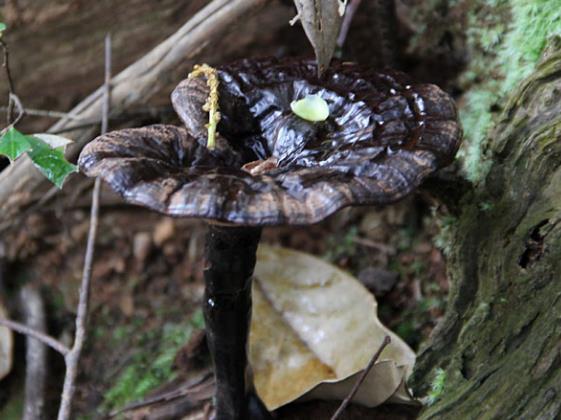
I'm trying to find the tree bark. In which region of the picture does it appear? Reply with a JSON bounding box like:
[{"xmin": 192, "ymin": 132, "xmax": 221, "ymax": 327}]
[{"xmin": 411, "ymin": 42, "xmax": 561, "ymax": 419}]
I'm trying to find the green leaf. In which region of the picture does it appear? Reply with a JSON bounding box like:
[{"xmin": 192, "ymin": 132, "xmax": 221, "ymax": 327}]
[
  {"xmin": 26, "ymin": 135, "xmax": 77, "ymax": 188},
  {"xmin": 32, "ymin": 133, "xmax": 73, "ymax": 150},
  {"xmin": 0, "ymin": 127, "xmax": 32, "ymax": 160},
  {"xmin": 0, "ymin": 23, "xmax": 6, "ymax": 36}
]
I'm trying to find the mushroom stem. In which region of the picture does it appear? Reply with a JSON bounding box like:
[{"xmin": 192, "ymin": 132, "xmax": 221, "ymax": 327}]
[{"xmin": 203, "ymin": 224, "xmax": 270, "ymax": 420}]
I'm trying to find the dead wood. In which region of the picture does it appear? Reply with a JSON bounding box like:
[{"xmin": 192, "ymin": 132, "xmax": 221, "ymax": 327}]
[{"xmin": 0, "ymin": 0, "xmax": 274, "ymax": 231}]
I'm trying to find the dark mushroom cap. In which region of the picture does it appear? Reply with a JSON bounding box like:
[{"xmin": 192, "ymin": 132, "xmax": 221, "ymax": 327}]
[{"xmin": 79, "ymin": 58, "xmax": 462, "ymax": 226}]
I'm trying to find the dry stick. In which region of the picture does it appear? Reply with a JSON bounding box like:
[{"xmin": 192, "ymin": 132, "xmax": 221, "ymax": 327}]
[
  {"xmin": 0, "ymin": 318, "xmax": 69, "ymax": 355},
  {"xmin": 0, "ymin": 105, "xmax": 173, "ymax": 124},
  {"xmin": 20, "ymin": 285, "xmax": 48, "ymax": 420},
  {"xmin": 0, "ymin": 38, "xmax": 16, "ymax": 125},
  {"xmin": 336, "ymin": 0, "xmax": 363, "ymax": 49},
  {"xmin": 0, "ymin": 0, "xmax": 271, "ymax": 229},
  {"xmin": 330, "ymin": 335, "xmax": 392, "ymax": 420},
  {"xmin": 0, "ymin": 106, "xmax": 87, "ymax": 120},
  {"xmin": 56, "ymin": 34, "xmax": 111, "ymax": 420}
]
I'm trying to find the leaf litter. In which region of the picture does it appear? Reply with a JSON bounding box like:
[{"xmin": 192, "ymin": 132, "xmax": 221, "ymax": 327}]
[{"xmin": 0, "ymin": 195, "xmax": 446, "ymax": 418}]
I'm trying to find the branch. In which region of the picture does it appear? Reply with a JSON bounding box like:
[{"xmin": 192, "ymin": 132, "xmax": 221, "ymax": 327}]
[
  {"xmin": 0, "ymin": 38, "xmax": 16, "ymax": 125},
  {"xmin": 330, "ymin": 335, "xmax": 391, "ymax": 420},
  {"xmin": 0, "ymin": 106, "xmax": 87, "ymax": 120},
  {"xmin": 336, "ymin": 0, "xmax": 362, "ymax": 50},
  {"xmin": 20, "ymin": 286, "xmax": 48, "ymax": 420},
  {"xmin": 56, "ymin": 33, "xmax": 110, "ymax": 420},
  {"xmin": 0, "ymin": 0, "xmax": 271, "ymax": 230},
  {"xmin": 0, "ymin": 317, "xmax": 69, "ymax": 356}
]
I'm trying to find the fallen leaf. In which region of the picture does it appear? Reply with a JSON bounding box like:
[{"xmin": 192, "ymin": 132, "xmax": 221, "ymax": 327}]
[
  {"xmin": 250, "ymin": 245, "xmax": 416, "ymax": 410},
  {"xmin": 292, "ymin": 0, "xmax": 345, "ymax": 76},
  {"xmin": 0, "ymin": 300, "xmax": 13, "ymax": 380}
]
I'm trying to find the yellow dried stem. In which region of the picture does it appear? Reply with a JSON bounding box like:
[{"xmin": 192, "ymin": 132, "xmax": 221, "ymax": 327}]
[{"xmin": 188, "ymin": 63, "xmax": 221, "ymax": 150}]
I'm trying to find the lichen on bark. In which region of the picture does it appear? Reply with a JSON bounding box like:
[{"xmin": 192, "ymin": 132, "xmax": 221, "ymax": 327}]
[
  {"xmin": 408, "ymin": 0, "xmax": 561, "ymax": 183},
  {"xmin": 411, "ymin": 37, "xmax": 561, "ymax": 419}
]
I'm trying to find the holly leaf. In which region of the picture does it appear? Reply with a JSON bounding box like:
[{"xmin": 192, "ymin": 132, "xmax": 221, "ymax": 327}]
[
  {"xmin": 0, "ymin": 127, "xmax": 32, "ymax": 160},
  {"xmin": 32, "ymin": 133, "xmax": 74, "ymax": 150},
  {"xmin": 26, "ymin": 135, "xmax": 77, "ymax": 188}
]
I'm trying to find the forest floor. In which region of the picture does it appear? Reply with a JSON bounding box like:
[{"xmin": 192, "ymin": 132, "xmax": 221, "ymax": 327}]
[
  {"xmin": 0, "ymin": 2, "xmax": 459, "ymax": 418},
  {"xmin": 1, "ymin": 181, "xmax": 447, "ymax": 419}
]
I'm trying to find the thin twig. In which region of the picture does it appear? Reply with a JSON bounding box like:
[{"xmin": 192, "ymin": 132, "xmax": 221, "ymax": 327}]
[
  {"xmin": 8, "ymin": 92, "xmax": 24, "ymax": 127},
  {"xmin": 49, "ymin": 107, "xmax": 175, "ymax": 135},
  {"xmin": 0, "ymin": 105, "xmax": 173, "ymax": 126},
  {"xmin": 351, "ymin": 236, "xmax": 395, "ymax": 254},
  {"xmin": 330, "ymin": 335, "xmax": 392, "ymax": 420},
  {"xmin": 0, "ymin": 318, "xmax": 70, "ymax": 356},
  {"xmin": 20, "ymin": 285, "xmax": 48, "ymax": 420},
  {"xmin": 108, "ymin": 372, "xmax": 213, "ymax": 417},
  {"xmin": 0, "ymin": 106, "xmax": 87, "ymax": 120},
  {"xmin": 56, "ymin": 33, "xmax": 111, "ymax": 420},
  {"xmin": 336, "ymin": 0, "xmax": 362, "ymax": 50},
  {"xmin": 0, "ymin": 38, "xmax": 16, "ymax": 125}
]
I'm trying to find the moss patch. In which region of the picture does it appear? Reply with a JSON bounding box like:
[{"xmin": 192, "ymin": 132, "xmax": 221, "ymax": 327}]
[
  {"xmin": 459, "ymin": 1, "xmax": 561, "ymax": 182},
  {"xmin": 102, "ymin": 309, "xmax": 204, "ymax": 412},
  {"xmin": 426, "ymin": 368, "xmax": 447, "ymax": 406},
  {"xmin": 407, "ymin": 1, "xmax": 561, "ymax": 182}
]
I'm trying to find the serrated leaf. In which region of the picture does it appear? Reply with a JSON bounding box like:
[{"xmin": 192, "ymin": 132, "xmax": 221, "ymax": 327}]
[
  {"xmin": 32, "ymin": 133, "xmax": 73, "ymax": 151},
  {"xmin": 26, "ymin": 136, "xmax": 77, "ymax": 188},
  {"xmin": 292, "ymin": 0, "xmax": 344, "ymax": 76},
  {"xmin": 0, "ymin": 127, "xmax": 32, "ymax": 160}
]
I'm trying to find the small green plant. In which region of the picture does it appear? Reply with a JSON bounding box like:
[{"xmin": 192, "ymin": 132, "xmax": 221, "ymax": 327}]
[
  {"xmin": 426, "ymin": 368, "xmax": 447, "ymax": 406},
  {"xmin": 433, "ymin": 214, "xmax": 457, "ymax": 256},
  {"xmin": 479, "ymin": 201, "xmax": 494, "ymax": 212}
]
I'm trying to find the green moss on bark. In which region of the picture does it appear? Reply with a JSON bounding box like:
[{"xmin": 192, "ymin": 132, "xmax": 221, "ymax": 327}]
[
  {"xmin": 412, "ymin": 38, "xmax": 561, "ymax": 419},
  {"xmin": 408, "ymin": 1, "xmax": 561, "ymax": 183},
  {"xmin": 460, "ymin": 1, "xmax": 561, "ymax": 182}
]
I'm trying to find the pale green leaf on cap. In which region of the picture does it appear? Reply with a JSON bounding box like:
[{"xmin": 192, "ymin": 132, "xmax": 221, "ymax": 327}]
[{"xmin": 290, "ymin": 95, "xmax": 330, "ymax": 122}]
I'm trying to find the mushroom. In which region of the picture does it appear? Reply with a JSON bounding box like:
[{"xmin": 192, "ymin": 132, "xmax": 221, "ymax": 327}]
[{"xmin": 78, "ymin": 57, "xmax": 461, "ymax": 419}]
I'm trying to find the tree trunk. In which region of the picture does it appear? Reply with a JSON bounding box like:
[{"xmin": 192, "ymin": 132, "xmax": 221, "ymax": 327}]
[{"xmin": 411, "ymin": 40, "xmax": 561, "ymax": 419}]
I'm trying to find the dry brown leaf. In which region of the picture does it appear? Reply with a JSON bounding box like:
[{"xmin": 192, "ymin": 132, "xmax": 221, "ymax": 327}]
[
  {"xmin": 0, "ymin": 300, "xmax": 13, "ymax": 380},
  {"xmin": 292, "ymin": 0, "xmax": 345, "ymax": 76},
  {"xmin": 250, "ymin": 245, "xmax": 416, "ymax": 411}
]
